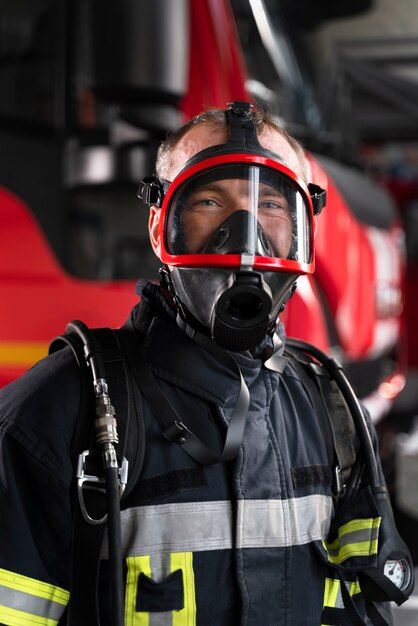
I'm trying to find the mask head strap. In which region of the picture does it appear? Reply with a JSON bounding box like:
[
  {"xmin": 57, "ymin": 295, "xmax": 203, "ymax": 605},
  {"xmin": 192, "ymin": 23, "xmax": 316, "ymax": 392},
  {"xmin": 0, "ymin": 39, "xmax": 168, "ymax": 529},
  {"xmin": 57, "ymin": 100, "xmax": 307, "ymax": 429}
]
[
  {"xmin": 137, "ymin": 101, "xmax": 327, "ymax": 213},
  {"xmin": 137, "ymin": 177, "xmax": 170, "ymax": 208},
  {"xmin": 308, "ymin": 182, "xmax": 327, "ymax": 215},
  {"xmin": 181, "ymin": 101, "xmax": 288, "ymax": 170},
  {"xmin": 225, "ymin": 101, "xmax": 263, "ymax": 152}
]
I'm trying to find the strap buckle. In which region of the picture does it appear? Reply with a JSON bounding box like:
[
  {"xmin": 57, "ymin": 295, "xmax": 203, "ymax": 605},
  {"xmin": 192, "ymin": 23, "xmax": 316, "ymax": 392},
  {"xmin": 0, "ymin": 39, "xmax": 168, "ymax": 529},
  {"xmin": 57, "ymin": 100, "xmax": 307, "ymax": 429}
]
[
  {"xmin": 163, "ymin": 420, "xmax": 187, "ymax": 446},
  {"xmin": 76, "ymin": 450, "xmax": 129, "ymax": 524},
  {"xmin": 333, "ymin": 465, "xmax": 345, "ymax": 496},
  {"xmin": 227, "ymin": 100, "xmax": 253, "ymax": 116},
  {"xmin": 137, "ymin": 177, "xmax": 164, "ymax": 207},
  {"xmin": 308, "ymin": 183, "xmax": 327, "ymax": 215}
]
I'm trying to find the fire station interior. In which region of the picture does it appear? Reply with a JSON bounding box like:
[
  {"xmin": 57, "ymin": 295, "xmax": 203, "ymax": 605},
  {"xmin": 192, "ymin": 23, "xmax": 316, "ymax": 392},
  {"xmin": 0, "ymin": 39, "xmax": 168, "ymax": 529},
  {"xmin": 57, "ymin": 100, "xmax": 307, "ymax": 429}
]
[{"xmin": 1, "ymin": 0, "xmax": 418, "ymax": 620}]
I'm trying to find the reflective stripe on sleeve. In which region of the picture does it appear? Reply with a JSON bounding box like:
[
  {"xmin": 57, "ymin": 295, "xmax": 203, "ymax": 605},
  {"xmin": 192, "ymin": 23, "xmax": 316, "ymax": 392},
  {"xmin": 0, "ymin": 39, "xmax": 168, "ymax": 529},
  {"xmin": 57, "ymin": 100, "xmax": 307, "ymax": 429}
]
[
  {"xmin": 102, "ymin": 495, "xmax": 333, "ymax": 558},
  {"xmin": 323, "ymin": 517, "xmax": 381, "ymax": 564},
  {"xmin": 0, "ymin": 568, "xmax": 69, "ymax": 626},
  {"xmin": 321, "ymin": 577, "xmax": 362, "ymax": 626},
  {"xmin": 323, "ymin": 577, "xmax": 361, "ymax": 611}
]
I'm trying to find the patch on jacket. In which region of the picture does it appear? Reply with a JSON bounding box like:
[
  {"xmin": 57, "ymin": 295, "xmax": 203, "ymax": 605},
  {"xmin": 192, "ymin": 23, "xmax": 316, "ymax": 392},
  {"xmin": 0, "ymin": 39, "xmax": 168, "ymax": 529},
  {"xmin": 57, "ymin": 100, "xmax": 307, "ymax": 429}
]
[
  {"xmin": 133, "ymin": 467, "xmax": 208, "ymax": 503},
  {"xmin": 291, "ymin": 465, "xmax": 332, "ymax": 489}
]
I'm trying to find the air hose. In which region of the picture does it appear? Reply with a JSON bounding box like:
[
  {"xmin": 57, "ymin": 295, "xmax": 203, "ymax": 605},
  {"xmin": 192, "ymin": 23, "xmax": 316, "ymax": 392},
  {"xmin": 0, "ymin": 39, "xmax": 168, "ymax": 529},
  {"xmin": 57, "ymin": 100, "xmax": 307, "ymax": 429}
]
[{"xmin": 67, "ymin": 321, "xmax": 125, "ymax": 626}]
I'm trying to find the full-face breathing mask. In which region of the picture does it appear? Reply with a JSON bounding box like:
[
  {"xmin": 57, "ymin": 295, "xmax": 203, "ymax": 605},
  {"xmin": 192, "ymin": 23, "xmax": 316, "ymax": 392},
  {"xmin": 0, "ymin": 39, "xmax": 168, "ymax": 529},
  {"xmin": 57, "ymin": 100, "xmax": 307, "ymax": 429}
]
[{"xmin": 139, "ymin": 101, "xmax": 326, "ymax": 352}]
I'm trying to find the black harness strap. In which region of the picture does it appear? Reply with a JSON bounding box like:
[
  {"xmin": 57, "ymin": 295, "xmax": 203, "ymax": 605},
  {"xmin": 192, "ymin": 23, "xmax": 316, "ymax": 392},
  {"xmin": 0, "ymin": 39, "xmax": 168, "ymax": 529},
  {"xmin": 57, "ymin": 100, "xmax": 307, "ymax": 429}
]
[
  {"xmin": 50, "ymin": 333, "xmax": 104, "ymax": 626},
  {"xmin": 284, "ymin": 346, "xmax": 336, "ymax": 477},
  {"xmin": 117, "ymin": 316, "xmax": 250, "ymax": 465},
  {"xmin": 312, "ymin": 363, "xmax": 357, "ymax": 488},
  {"xmin": 68, "ymin": 330, "xmax": 125, "ymax": 626},
  {"xmin": 337, "ymin": 572, "xmax": 392, "ymax": 626},
  {"xmin": 87, "ymin": 328, "xmax": 145, "ymax": 493},
  {"xmin": 49, "ymin": 327, "xmax": 145, "ymax": 626},
  {"xmin": 285, "ymin": 342, "xmax": 357, "ymax": 495},
  {"xmin": 49, "ymin": 333, "xmax": 94, "ymax": 464}
]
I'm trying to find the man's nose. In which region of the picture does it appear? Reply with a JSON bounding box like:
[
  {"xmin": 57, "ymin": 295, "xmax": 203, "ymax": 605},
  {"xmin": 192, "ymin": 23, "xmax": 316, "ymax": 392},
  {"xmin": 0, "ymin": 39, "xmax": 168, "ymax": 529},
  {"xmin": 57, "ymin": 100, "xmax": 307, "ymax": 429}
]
[{"xmin": 230, "ymin": 200, "xmax": 255, "ymax": 214}]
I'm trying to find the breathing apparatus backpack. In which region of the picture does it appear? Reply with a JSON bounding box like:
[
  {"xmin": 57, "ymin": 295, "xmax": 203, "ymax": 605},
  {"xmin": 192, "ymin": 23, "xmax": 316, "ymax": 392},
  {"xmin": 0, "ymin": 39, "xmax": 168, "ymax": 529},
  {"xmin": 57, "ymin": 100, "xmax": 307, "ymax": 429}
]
[{"xmin": 49, "ymin": 320, "xmax": 414, "ymax": 626}]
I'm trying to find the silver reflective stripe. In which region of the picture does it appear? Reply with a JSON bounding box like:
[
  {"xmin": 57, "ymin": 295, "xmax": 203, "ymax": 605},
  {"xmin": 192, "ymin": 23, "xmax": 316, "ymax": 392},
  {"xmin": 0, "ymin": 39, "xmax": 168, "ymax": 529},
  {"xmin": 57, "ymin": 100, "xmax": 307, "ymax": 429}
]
[
  {"xmin": 0, "ymin": 584, "xmax": 65, "ymax": 622},
  {"xmin": 150, "ymin": 553, "xmax": 172, "ymax": 584},
  {"xmin": 149, "ymin": 610, "xmax": 173, "ymax": 626},
  {"xmin": 148, "ymin": 553, "xmax": 174, "ymax": 626},
  {"xmin": 102, "ymin": 495, "xmax": 333, "ymax": 558},
  {"xmin": 335, "ymin": 582, "xmax": 344, "ymax": 609},
  {"xmin": 237, "ymin": 494, "xmax": 333, "ymax": 548},
  {"xmin": 102, "ymin": 501, "xmax": 233, "ymax": 558}
]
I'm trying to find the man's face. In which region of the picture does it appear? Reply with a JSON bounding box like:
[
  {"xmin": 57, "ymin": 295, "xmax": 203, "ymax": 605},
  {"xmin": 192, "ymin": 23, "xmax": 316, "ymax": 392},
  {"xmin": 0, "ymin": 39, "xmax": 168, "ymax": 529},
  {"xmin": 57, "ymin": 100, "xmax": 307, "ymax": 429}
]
[
  {"xmin": 149, "ymin": 124, "xmax": 306, "ymax": 260},
  {"xmin": 176, "ymin": 173, "xmax": 293, "ymax": 258}
]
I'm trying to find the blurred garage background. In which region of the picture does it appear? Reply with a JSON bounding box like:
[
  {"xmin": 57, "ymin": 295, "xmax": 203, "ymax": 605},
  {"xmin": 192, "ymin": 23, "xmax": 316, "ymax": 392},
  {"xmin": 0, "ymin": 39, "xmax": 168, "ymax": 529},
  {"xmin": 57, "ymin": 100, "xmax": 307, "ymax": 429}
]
[{"xmin": 0, "ymin": 0, "xmax": 418, "ymax": 621}]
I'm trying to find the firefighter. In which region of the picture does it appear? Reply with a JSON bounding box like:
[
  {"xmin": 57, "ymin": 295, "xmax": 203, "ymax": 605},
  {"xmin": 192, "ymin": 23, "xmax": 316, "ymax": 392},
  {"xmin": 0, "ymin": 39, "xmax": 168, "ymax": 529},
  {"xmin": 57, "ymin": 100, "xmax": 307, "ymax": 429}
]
[{"xmin": 0, "ymin": 102, "xmax": 409, "ymax": 626}]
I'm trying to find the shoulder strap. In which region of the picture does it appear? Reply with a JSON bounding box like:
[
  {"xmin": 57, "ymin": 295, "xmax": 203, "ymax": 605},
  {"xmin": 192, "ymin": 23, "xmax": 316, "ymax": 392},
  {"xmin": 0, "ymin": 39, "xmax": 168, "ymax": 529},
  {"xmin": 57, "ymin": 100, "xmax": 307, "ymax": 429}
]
[
  {"xmin": 311, "ymin": 361, "xmax": 357, "ymax": 488},
  {"xmin": 49, "ymin": 333, "xmax": 95, "ymax": 463},
  {"xmin": 284, "ymin": 339, "xmax": 357, "ymax": 496},
  {"xmin": 49, "ymin": 327, "xmax": 145, "ymax": 492},
  {"xmin": 49, "ymin": 324, "xmax": 145, "ymax": 626},
  {"xmin": 118, "ymin": 315, "xmax": 250, "ymax": 466},
  {"xmin": 85, "ymin": 327, "xmax": 145, "ymax": 489}
]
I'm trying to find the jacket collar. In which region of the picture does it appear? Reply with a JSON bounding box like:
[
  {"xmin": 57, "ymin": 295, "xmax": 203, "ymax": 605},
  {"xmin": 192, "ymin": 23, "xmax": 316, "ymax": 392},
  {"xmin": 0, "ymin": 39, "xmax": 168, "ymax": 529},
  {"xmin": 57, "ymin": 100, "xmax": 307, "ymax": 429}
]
[{"xmin": 131, "ymin": 280, "xmax": 285, "ymax": 401}]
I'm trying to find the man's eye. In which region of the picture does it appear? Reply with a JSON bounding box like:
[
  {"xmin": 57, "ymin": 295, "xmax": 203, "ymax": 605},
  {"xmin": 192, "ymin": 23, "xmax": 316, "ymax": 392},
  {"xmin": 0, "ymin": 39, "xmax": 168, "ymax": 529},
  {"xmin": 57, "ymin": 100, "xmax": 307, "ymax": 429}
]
[
  {"xmin": 188, "ymin": 197, "xmax": 222, "ymax": 210},
  {"xmin": 199, "ymin": 198, "xmax": 219, "ymax": 206},
  {"xmin": 259, "ymin": 200, "xmax": 287, "ymax": 211}
]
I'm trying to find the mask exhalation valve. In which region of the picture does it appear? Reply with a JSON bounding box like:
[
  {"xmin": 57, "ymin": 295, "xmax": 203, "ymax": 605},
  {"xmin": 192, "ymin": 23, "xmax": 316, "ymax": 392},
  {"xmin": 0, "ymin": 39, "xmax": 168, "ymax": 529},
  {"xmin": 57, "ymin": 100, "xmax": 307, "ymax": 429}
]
[{"xmin": 211, "ymin": 271, "xmax": 273, "ymax": 351}]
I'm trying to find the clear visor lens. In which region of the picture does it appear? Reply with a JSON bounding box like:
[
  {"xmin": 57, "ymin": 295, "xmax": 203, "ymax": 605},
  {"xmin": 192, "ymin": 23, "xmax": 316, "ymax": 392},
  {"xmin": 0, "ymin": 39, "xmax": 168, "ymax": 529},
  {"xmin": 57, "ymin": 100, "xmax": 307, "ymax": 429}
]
[{"xmin": 165, "ymin": 164, "xmax": 312, "ymax": 263}]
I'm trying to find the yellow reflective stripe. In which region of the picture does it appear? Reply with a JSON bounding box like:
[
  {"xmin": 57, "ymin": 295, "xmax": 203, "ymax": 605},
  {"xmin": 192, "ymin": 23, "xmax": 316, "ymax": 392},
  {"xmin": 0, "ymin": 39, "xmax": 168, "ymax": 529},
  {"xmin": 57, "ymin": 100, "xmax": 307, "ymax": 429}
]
[
  {"xmin": 326, "ymin": 539, "xmax": 379, "ymax": 564},
  {"xmin": 125, "ymin": 556, "xmax": 151, "ymax": 626},
  {"xmin": 323, "ymin": 517, "xmax": 381, "ymax": 564},
  {"xmin": 125, "ymin": 553, "xmax": 196, "ymax": 625},
  {"xmin": 0, "ymin": 568, "xmax": 69, "ymax": 626},
  {"xmin": 327, "ymin": 518, "xmax": 381, "ymax": 544},
  {"xmin": 0, "ymin": 569, "xmax": 69, "ymax": 606},
  {"xmin": 323, "ymin": 577, "xmax": 362, "ymax": 608},
  {"xmin": 322, "ymin": 578, "xmax": 362, "ymax": 625},
  {"xmin": 0, "ymin": 342, "xmax": 48, "ymax": 367},
  {"xmin": 323, "ymin": 578, "xmax": 339, "ymax": 608},
  {"xmin": 170, "ymin": 552, "xmax": 196, "ymax": 626},
  {"xmin": 0, "ymin": 605, "xmax": 58, "ymax": 626}
]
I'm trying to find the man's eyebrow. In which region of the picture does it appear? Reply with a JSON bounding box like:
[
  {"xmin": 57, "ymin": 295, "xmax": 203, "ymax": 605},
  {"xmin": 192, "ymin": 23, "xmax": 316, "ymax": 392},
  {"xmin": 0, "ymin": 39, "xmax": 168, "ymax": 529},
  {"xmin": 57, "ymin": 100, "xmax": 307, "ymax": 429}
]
[
  {"xmin": 191, "ymin": 182, "xmax": 226, "ymax": 193},
  {"xmin": 189, "ymin": 181, "xmax": 287, "ymax": 201},
  {"xmin": 191, "ymin": 182, "xmax": 284, "ymax": 194},
  {"xmin": 258, "ymin": 186, "xmax": 286, "ymax": 198}
]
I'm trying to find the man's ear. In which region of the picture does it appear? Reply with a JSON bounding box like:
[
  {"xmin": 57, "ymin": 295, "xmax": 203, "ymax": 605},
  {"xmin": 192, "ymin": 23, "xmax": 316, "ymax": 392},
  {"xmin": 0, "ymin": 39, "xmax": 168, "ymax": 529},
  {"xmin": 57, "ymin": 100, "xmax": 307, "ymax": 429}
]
[{"xmin": 148, "ymin": 205, "xmax": 161, "ymax": 258}]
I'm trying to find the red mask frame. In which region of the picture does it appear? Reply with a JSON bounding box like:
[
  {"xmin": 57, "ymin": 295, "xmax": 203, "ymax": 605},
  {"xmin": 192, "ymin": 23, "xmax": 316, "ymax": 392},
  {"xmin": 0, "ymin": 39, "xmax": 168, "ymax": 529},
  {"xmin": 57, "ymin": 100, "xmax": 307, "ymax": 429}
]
[{"xmin": 157, "ymin": 152, "xmax": 317, "ymax": 276}]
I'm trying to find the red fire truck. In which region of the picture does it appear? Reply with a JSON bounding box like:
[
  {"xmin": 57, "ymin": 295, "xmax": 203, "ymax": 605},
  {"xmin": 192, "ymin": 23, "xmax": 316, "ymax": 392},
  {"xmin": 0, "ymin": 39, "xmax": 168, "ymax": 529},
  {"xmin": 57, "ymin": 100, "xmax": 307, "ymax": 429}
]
[{"xmin": 0, "ymin": 0, "xmax": 405, "ymax": 425}]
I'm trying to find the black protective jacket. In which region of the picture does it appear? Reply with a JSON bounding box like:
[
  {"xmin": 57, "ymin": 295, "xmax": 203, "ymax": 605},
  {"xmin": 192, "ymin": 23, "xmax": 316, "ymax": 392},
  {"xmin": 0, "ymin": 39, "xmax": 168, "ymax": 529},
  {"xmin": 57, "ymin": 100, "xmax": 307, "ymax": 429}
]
[{"xmin": 0, "ymin": 282, "xmax": 394, "ymax": 625}]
